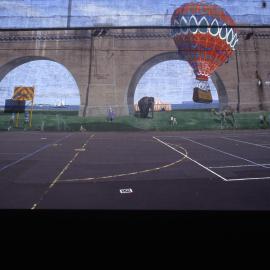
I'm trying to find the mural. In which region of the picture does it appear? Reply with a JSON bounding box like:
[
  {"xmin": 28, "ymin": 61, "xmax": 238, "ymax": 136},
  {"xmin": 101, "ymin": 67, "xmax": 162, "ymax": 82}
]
[
  {"xmin": 0, "ymin": 60, "xmax": 80, "ymax": 107},
  {"xmin": 171, "ymin": 2, "xmax": 238, "ymax": 103},
  {"xmin": 134, "ymin": 60, "xmax": 219, "ymax": 110},
  {"xmin": 0, "ymin": 1, "xmax": 266, "ymax": 110}
]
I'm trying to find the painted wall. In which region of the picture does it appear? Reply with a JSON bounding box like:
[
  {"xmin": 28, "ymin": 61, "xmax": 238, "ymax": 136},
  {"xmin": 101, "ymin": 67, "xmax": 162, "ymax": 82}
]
[
  {"xmin": 0, "ymin": 1, "xmax": 269, "ymax": 107},
  {"xmin": 134, "ymin": 60, "xmax": 219, "ymax": 104},
  {"xmin": 0, "ymin": 61, "xmax": 80, "ymax": 105}
]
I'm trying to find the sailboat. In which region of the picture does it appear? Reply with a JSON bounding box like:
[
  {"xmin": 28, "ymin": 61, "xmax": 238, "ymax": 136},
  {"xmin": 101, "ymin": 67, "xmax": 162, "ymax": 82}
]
[{"xmin": 54, "ymin": 98, "xmax": 67, "ymax": 108}]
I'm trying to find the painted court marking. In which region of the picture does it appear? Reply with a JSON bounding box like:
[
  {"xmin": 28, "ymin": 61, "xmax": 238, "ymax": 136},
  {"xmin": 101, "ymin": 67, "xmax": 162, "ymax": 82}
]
[
  {"xmin": 224, "ymin": 132, "xmax": 270, "ymax": 137},
  {"xmin": 31, "ymin": 134, "xmax": 95, "ymax": 210},
  {"xmin": 209, "ymin": 163, "xmax": 270, "ymax": 169},
  {"xmin": 227, "ymin": 176, "xmax": 270, "ymax": 182},
  {"xmin": 156, "ymin": 136, "xmax": 270, "ymax": 183},
  {"xmin": 181, "ymin": 136, "xmax": 270, "ymax": 169},
  {"xmin": 59, "ymin": 142, "xmax": 188, "ymax": 183},
  {"xmin": 222, "ymin": 136, "xmax": 270, "ymax": 150},
  {"xmin": 0, "ymin": 133, "xmax": 73, "ymax": 173},
  {"xmin": 27, "ymin": 132, "xmax": 270, "ymax": 210},
  {"xmin": 153, "ymin": 136, "xmax": 228, "ymax": 182},
  {"xmin": 0, "ymin": 153, "xmax": 29, "ymax": 155}
]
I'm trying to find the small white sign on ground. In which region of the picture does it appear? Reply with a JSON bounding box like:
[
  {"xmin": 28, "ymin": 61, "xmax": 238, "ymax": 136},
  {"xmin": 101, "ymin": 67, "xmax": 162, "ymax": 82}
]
[{"xmin": 120, "ymin": 188, "xmax": 133, "ymax": 194}]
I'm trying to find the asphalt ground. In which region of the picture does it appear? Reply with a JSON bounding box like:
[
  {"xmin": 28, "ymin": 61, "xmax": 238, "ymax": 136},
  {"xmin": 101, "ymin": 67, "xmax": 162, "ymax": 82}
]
[{"xmin": 0, "ymin": 130, "xmax": 270, "ymax": 213}]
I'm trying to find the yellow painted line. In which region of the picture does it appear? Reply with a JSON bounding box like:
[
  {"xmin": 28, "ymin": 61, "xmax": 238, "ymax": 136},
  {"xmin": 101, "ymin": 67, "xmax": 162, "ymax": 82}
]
[
  {"xmin": 31, "ymin": 134, "xmax": 95, "ymax": 210},
  {"xmin": 59, "ymin": 143, "xmax": 188, "ymax": 184},
  {"xmin": 48, "ymin": 152, "xmax": 80, "ymax": 190}
]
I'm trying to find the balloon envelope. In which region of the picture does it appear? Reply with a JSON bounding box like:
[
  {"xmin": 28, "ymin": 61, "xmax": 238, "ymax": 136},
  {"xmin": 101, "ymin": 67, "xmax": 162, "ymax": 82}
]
[{"xmin": 171, "ymin": 2, "xmax": 238, "ymax": 81}]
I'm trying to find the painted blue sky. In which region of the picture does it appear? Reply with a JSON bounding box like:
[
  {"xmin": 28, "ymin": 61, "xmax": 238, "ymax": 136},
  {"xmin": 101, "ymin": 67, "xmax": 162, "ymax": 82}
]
[
  {"xmin": 0, "ymin": 0, "xmax": 269, "ymax": 27},
  {"xmin": 0, "ymin": 61, "xmax": 80, "ymax": 106},
  {"xmin": 0, "ymin": 0, "xmax": 269, "ymax": 106}
]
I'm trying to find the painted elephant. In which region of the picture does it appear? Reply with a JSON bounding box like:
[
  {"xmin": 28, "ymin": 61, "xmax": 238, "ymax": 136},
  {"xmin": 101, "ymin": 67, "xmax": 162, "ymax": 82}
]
[{"xmin": 138, "ymin": 96, "xmax": 154, "ymax": 118}]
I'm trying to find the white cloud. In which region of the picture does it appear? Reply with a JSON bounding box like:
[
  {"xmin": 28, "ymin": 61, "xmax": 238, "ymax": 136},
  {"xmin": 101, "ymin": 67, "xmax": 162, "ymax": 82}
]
[
  {"xmin": 73, "ymin": 1, "xmax": 158, "ymax": 16},
  {"xmin": 0, "ymin": 0, "xmax": 68, "ymax": 17},
  {"xmin": 0, "ymin": 1, "xmax": 41, "ymax": 17}
]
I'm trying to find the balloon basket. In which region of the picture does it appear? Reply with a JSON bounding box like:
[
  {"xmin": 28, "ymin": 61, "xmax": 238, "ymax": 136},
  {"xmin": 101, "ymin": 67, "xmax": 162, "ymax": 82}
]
[{"xmin": 193, "ymin": 87, "xmax": 213, "ymax": 103}]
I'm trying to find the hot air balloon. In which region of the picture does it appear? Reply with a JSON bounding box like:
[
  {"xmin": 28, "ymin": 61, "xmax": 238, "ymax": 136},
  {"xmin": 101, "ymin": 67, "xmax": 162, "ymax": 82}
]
[{"xmin": 171, "ymin": 1, "xmax": 238, "ymax": 103}]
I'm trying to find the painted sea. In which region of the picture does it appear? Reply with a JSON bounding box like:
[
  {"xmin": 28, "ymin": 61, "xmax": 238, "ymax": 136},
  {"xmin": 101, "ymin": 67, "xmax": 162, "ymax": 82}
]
[
  {"xmin": 171, "ymin": 100, "xmax": 219, "ymax": 110},
  {"xmin": 0, "ymin": 105, "xmax": 80, "ymax": 111},
  {"xmin": 0, "ymin": 101, "xmax": 219, "ymax": 112}
]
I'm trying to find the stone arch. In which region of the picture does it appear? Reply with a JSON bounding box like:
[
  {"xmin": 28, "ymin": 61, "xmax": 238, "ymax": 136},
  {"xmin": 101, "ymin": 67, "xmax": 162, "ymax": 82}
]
[
  {"xmin": 0, "ymin": 56, "xmax": 81, "ymax": 105},
  {"xmin": 127, "ymin": 52, "xmax": 228, "ymax": 114}
]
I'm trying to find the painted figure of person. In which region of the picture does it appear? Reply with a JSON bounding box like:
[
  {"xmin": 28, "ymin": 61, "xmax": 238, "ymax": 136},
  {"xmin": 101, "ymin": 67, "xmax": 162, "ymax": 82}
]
[
  {"xmin": 24, "ymin": 111, "xmax": 30, "ymax": 129},
  {"xmin": 170, "ymin": 114, "xmax": 174, "ymax": 126},
  {"xmin": 107, "ymin": 107, "xmax": 115, "ymax": 122},
  {"xmin": 80, "ymin": 125, "xmax": 86, "ymax": 132},
  {"xmin": 259, "ymin": 114, "xmax": 264, "ymax": 128},
  {"xmin": 8, "ymin": 113, "xmax": 15, "ymax": 131},
  {"xmin": 263, "ymin": 113, "xmax": 267, "ymax": 129}
]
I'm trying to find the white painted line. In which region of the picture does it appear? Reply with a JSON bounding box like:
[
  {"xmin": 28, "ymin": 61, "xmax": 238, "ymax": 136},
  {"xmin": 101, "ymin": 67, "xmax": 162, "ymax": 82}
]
[
  {"xmin": 0, "ymin": 134, "xmax": 73, "ymax": 173},
  {"xmin": 222, "ymin": 136, "xmax": 270, "ymax": 150},
  {"xmin": 227, "ymin": 176, "xmax": 270, "ymax": 181},
  {"xmin": 153, "ymin": 137, "xmax": 228, "ymax": 182},
  {"xmin": 209, "ymin": 163, "xmax": 270, "ymax": 169},
  {"xmin": 120, "ymin": 188, "xmax": 133, "ymax": 194},
  {"xmin": 181, "ymin": 137, "xmax": 270, "ymax": 169},
  {"xmin": 0, "ymin": 153, "xmax": 29, "ymax": 155},
  {"xmin": 156, "ymin": 132, "xmax": 270, "ymax": 139},
  {"xmin": 227, "ymin": 133, "xmax": 270, "ymax": 137}
]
